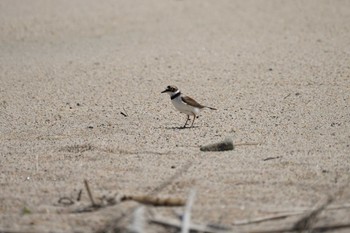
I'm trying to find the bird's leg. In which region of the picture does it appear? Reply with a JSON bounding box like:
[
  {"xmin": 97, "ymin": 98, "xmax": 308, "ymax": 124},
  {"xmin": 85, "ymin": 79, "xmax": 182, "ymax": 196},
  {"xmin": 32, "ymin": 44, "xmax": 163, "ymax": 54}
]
[
  {"xmin": 190, "ymin": 114, "xmax": 196, "ymax": 127},
  {"xmin": 183, "ymin": 115, "xmax": 190, "ymax": 128}
]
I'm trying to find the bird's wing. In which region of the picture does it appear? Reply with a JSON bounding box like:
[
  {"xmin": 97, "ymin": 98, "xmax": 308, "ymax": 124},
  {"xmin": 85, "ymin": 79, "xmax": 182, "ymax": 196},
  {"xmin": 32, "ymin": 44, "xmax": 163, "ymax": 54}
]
[{"xmin": 181, "ymin": 96, "xmax": 204, "ymax": 108}]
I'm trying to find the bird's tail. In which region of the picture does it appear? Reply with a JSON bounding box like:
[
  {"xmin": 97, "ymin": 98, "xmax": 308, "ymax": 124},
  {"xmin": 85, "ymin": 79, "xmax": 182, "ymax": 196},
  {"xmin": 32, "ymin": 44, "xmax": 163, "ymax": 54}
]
[{"xmin": 205, "ymin": 106, "xmax": 217, "ymax": 110}]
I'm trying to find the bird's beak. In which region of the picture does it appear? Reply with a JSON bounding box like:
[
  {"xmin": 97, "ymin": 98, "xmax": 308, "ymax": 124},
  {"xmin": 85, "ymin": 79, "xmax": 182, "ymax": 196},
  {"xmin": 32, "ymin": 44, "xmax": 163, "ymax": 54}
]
[{"xmin": 161, "ymin": 89, "xmax": 169, "ymax": 93}]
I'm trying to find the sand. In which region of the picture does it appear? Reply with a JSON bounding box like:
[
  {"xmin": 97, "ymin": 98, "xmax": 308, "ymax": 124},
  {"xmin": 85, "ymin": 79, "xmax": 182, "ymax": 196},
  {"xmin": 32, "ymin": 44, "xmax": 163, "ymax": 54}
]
[{"xmin": 1, "ymin": 0, "xmax": 350, "ymax": 232}]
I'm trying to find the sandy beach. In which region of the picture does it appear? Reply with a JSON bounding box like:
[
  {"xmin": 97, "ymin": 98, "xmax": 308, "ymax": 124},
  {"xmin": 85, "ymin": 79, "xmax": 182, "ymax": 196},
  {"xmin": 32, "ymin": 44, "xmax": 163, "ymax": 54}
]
[{"xmin": 1, "ymin": 0, "xmax": 350, "ymax": 232}]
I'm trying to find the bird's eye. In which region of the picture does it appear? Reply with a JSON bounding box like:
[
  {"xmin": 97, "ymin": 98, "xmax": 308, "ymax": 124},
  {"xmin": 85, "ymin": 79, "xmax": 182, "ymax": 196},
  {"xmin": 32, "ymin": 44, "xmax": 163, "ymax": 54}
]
[{"xmin": 167, "ymin": 86, "xmax": 170, "ymax": 89}]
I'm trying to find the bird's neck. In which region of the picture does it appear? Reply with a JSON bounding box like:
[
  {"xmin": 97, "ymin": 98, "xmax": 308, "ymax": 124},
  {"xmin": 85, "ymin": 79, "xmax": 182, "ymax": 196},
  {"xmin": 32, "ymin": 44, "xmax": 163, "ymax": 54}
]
[{"xmin": 171, "ymin": 91, "xmax": 181, "ymax": 100}]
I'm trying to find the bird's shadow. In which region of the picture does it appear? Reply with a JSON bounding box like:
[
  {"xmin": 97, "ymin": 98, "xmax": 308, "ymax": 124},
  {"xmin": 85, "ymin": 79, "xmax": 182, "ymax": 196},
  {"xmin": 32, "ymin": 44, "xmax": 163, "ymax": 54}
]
[{"xmin": 165, "ymin": 126, "xmax": 199, "ymax": 130}]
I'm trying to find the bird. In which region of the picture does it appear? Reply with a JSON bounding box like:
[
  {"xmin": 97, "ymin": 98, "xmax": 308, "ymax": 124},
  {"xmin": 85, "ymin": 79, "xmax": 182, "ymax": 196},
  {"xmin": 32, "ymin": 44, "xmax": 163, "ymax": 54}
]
[{"xmin": 161, "ymin": 85, "xmax": 217, "ymax": 128}]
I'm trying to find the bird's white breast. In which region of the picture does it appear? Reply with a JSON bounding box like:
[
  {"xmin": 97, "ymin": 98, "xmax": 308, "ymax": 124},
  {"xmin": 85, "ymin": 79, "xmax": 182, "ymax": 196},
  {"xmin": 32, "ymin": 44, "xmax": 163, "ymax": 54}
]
[{"xmin": 171, "ymin": 96, "xmax": 200, "ymax": 116}]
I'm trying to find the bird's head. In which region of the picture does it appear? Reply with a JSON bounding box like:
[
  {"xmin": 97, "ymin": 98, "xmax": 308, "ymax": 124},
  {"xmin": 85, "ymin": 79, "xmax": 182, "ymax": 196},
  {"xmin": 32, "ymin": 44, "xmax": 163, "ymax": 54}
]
[{"xmin": 161, "ymin": 85, "xmax": 179, "ymax": 95}]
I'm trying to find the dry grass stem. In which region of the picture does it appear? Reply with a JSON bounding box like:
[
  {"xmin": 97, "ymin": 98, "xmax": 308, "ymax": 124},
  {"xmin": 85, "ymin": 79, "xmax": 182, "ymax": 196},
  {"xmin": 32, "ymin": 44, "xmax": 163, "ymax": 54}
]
[
  {"xmin": 84, "ymin": 179, "xmax": 98, "ymax": 207},
  {"xmin": 181, "ymin": 189, "xmax": 196, "ymax": 233},
  {"xmin": 122, "ymin": 195, "xmax": 185, "ymax": 206},
  {"xmin": 150, "ymin": 215, "xmax": 232, "ymax": 233},
  {"xmin": 127, "ymin": 206, "xmax": 145, "ymax": 233}
]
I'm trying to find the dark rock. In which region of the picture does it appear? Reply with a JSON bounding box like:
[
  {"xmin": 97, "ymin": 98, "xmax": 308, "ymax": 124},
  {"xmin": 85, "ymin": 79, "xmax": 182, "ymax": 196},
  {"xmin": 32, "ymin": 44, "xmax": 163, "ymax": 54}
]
[{"xmin": 200, "ymin": 138, "xmax": 234, "ymax": 152}]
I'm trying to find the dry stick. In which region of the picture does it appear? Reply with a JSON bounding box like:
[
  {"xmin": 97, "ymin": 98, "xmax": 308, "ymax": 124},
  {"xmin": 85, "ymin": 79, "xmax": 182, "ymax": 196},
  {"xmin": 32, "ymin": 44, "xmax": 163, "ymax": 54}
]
[
  {"xmin": 247, "ymin": 223, "xmax": 350, "ymax": 233},
  {"xmin": 150, "ymin": 216, "xmax": 231, "ymax": 233},
  {"xmin": 121, "ymin": 195, "xmax": 185, "ymax": 206},
  {"xmin": 263, "ymin": 156, "xmax": 281, "ymax": 161},
  {"xmin": 123, "ymin": 107, "xmax": 129, "ymax": 116},
  {"xmin": 267, "ymin": 203, "xmax": 350, "ymax": 214},
  {"xmin": 76, "ymin": 189, "xmax": 83, "ymax": 201},
  {"xmin": 120, "ymin": 112, "xmax": 128, "ymax": 117},
  {"xmin": 232, "ymin": 212, "xmax": 301, "ymax": 226},
  {"xmin": 127, "ymin": 206, "xmax": 145, "ymax": 233},
  {"xmin": 84, "ymin": 179, "xmax": 97, "ymax": 207},
  {"xmin": 181, "ymin": 189, "xmax": 196, "ymax": 233},
  {"xmin": 234, "ymin": 142, "xmax": 261, "ymax": 147},
  {"xmin": 283, "ymin": 93, "xmax": 291, "ymax": 99},
  {"xmin": 120, "ymin": 107, "xmax": 129, "ymax": 117},
  {"xmin": 233, "ymin": 203, "xmax": 350, "ymax": 226}
]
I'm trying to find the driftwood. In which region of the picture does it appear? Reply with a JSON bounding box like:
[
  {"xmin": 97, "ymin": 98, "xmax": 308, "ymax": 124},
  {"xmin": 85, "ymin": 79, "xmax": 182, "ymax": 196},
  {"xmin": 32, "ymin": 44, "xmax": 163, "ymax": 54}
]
[
  {"xmin": 127, "ymin": 206, "xmax": 145, "ymax": 233},
  {"xmin": 248, "ymin": 223, "xmax": 350, "ymax": 233},
  {"xmin": 121, "ymin": 195, "xmax": 185, "ymax": 207},
  {"xmin": 181, "ymin": 189, "xmax": 196, "ymax": 233},
  {"xmin": 231, "ymin": 202, "xmax": 350, "ymax": 226},
  {"xmin": 149, "ymin": 216, "xmax": 232, "ymax": 233},
  {"xmin": 232, "ymin": 213, "xmax": 300, "ymax": 225}
]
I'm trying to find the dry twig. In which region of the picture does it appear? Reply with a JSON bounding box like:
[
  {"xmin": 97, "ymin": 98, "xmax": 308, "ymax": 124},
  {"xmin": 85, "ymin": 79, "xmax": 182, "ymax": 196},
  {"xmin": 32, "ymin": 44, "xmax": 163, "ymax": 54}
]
[
  {"xmin": 234, "ymin": 142, "xmax": 261, "ymax": 147},
  {"xmin": 150, "ymin": 215, "xmax": 232, "ymax": 233},
  {"xmin": 127, "ymin": 206, "xmax": 145, "ymax": 233},
  {"xmin": 231, "ymin": 202, "xmax": 350, "ymax": 226},
  {"xmin": 84, "ymin": 179, "xmax": 98, "ymax": 208},
  {"xmin": 181, "ymin": 189, "xmax": 196, "ymax": 233},
  {"xmin": 263, "ymin": 156, "xmax": 281, "ymax": 161},
  {"xmin": 248, "ymin": 223, "xmax": 350, "ymax": 233},
  {"xmin": 122, "ymin": 195, "xmax": 185, "ymax": 206},
  {"xmin": 233, "ymin": 213, "xmax": 299, "ymax": 226}
]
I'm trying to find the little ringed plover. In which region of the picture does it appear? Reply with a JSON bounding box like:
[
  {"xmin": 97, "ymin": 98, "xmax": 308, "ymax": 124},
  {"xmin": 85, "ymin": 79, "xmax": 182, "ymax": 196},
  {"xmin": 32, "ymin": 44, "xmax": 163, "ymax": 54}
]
[{"xmin": 161, "ymin": 85, "xmax": 217, "ymax": 128}]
